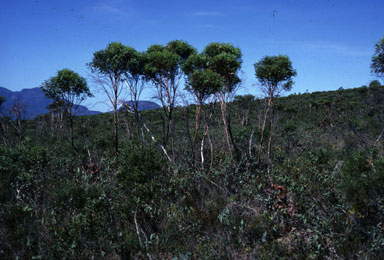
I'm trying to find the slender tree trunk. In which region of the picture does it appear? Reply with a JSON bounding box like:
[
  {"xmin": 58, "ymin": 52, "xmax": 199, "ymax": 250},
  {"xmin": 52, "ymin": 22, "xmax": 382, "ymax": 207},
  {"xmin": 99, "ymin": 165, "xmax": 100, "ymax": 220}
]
[
  {"xmin": 226, "ymin": 111, "xmax": 241, "ymax": 162},
  {"xmin": 191, "ymin": 103, "xmax": 203, "ymax": 168},
  {"xmin": 220, "ymin": 99, "xmax": 233, "ymax": 157},
  {"xmin": 171, "ymin": 132, "xmax": 175, "ymax": 162},
  {"xmin": 122, "ymin": 114, "xmax": 131, "ymax": 138},
  {"xmin": 70, "ymin": 117, "xmax": 74, "ymax": 149},
  {"xmin": 193, "ymin": 104, "xmax": 201, "ymax": 146},
  {"xmin": 257, "ymin": 97, "xmax": 271, "ymax": 166},
  {"xmin": 68, "ymin": 105, "xmax": 75, "ymax": 152},
  {"xmin": 207, "ymin": 131, "xmax": 214, "ymax": 172},
  {"xmin": 113, "ymin": 84, "xmax": 119, "ymax": 156},
  {"xmin": 168, "ymin": 115, "xmax": 174, "ymax": 161},
  {"xmin": 200, "ymin": 127, "xmax": 206, "ymax": 170},
  {"xmin": 135, "ymin": 109, "xmax": 140, "ymax": 140},
  {"xmin": 184, "ymin": 106, "xmax": 194, "ymax": 167},
  {"xmin": 200, "ymin": 107, "xmax": 214, "ymax": 171},
  {"xmin": 267, "ymin": 104, "xmax": 274, "ymax": 173},
  {"xmin": 163, "ymin": 108, "xmax": 172, "ymax": 148},
  {"xmin": 249, "ymin": 129, "xmax": 256, "ymax": 157},
  {"xmin": 134, "ymin": 97, "xmax": 141, "ymax": 141}
]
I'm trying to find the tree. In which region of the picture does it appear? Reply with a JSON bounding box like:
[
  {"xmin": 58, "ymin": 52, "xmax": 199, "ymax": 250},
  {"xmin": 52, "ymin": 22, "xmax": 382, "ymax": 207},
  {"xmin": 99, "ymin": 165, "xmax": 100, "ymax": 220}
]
[
  {"xmin": 371, "ymin": 36, "xmax": 384, "ymax": 81},
  {"xmin": 184, "ymin": 53, "xmax": 223, "ymax": 168},
  {"xmin": 122, "ymin": 50, "xmax": 147, "ymax": 141},
  {"xmin": 369, "ymin": 80, "xmax": 382, "ymax": 88},
  {"xmin": 88, "ymin": 42, "xmax": 134, "ymax": 156},
  {"xmin": 202, "ymin": 42, "xmax": 242, "ymax": 161},
  {"xmin": 145, "ymin": 40, "xmax": 196, "ymax": 160},
  {"xmin": 42, "ymin": 69, "xmax": 91, "ymax": 152},
  {"xmin": 254, "ymin": 55, "xmax": 296, "ymax": 172}
]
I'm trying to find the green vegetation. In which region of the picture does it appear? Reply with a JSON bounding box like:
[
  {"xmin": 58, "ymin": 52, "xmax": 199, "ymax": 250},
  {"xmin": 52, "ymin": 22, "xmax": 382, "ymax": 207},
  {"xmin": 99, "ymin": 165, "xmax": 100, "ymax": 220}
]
[
  {"xmin": 371, "ymin": 36, "xmax": 384, "ymax": 80},
  {"xmin": 1, "ymin": 84, "xmax": 384, "ymax": 259},
  {"xmin": 88, "ymin": 42, "xmax": 138, "ymax": 156},
  {"xmin": 42, "ymin": 68, "xmax": 92, "ymax": 156},
  {"xmin": 1, "ymin": 38, "xmax": 384, "ymax": 259},
  {"xmin": 254, "ymin": 55, "xmax": 297, "ymax": 171}
]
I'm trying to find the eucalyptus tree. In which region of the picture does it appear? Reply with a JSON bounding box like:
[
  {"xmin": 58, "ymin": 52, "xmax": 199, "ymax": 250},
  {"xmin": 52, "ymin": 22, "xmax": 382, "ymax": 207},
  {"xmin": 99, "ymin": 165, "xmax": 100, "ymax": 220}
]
[
  {"xmin": 202, "ymin": 42, "xmax": 242, "ymax": 161},
  {"xmin": 88, "ymin": 42, "xmax": 134, "ymax": 156},
  {"xmin": 122, "ymin": 50, "xmax": 147, "ymax": 140},
  {"xmin": 254, "ymin": 55, "xmax": 296, "ymax": 172},
  {"xmin": 144, "ymin": 40, "xmax": 196, "ymax": 159},
  {"xmin": 371, "ymin": 36, "xmax": 384, "ymax": 81},
  {"xmin": 42, "ymin": 69, "xmax": 92, "ymax": 152},
  {"xmin": 184, "ymin": 53, "xmax": 223, "ymax": 168}
]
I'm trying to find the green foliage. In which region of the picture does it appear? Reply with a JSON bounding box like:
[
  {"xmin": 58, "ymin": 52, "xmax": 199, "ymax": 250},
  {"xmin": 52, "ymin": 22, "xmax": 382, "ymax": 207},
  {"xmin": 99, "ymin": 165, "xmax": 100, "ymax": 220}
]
[
  {"xmin": 123, "ymin": 50, "xmax": 146, "ymax": 81},
  {"xmin": 145, "ymin": 40, "xmax": 196, "ymax": 81},
  {"xmin": 203, "ymin": 42, "xmax": 242, "ymax": 92},
  {"xmin": 185, "ymin": 69, "xmax": 223, "ymax": 102},
  {"xmin": 234, "ymin": 94, "xmax": 255, "ymax": 104},
  {"xmin": 145, "ymin": 47, "xmax": 180, "ymax": 80},
  {"xmin": 166, "ymin": 40, "xmax": 197, "ymax": 62},
  {"xmin": 371, "ymin": 36, "xmax": 384, "ymax": 79},
  {"xmin": 341, "ymin": 153, "xmax": 384, "ymax": 217},
  {"xmin": 182, "ymin": 53, "xmax": 208, "ymax": 75},
  {"xmin": 117, "ymin": 144, "xmax": 167, "ymax": 199},
  {"xmin": 3, "ymin": 51, "xmax": 384, "ymax": 258},
  {"xmin": 41, "ymin": 69, "xmax": 91, "ymax": 113},
  {"xmin": 88, "ymin": 42, "xmax": 137, "ymax": 76},
  {"xmin": 369, "ymin": 79, "xmax": 382, "ymax": 88},
  {"xmin": 254, "ymin": 55, "xmax": 297, "ymax": 94}
]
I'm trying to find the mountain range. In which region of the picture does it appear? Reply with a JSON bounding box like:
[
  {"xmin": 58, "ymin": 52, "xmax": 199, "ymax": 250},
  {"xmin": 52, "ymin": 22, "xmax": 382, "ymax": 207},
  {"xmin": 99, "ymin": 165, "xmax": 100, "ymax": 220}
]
[
  {"xmin": 118, "ymin": 100, "xmax": 161, "ymax": 112},
  {"xmin": 0, "ymin": 87, "xmax": 160, "ymax": 119}
]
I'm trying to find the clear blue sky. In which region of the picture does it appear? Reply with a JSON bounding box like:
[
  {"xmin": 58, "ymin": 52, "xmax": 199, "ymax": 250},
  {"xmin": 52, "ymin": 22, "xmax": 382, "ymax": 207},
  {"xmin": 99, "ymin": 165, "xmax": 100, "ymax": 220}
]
[{"xmin": 1, "ymin": 0, "xmax": 383, "ymax": 111}]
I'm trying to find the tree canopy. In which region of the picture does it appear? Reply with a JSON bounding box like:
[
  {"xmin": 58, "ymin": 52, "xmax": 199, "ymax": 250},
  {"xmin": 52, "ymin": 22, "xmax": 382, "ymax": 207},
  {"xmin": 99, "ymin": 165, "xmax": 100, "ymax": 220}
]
[
  {"xmin": 41, "ymin": 69, "xmax": 91, "ymax": 152},
  {"xmin": 369, "ymin": 79, "xmax": 382, "ymax": 88},
  {"xmin": 144, "ymin": 40, "xmax": 196, "ymax": 83},
  {"xmin": 371, "ymin": 36, "xmax": 384, "ymax": 80},
  {"xmin": 41, "ymin": 68, "xmax": 91, "ymax": 110},
  {"xmin": 88, "ymin": 42, "xmax": 137, "ymax": 77},
  {"xmin": 202, "ymin": 42, "xmax": 242, "ymax": 93},
  {"xmin": 254, "ymin": 55, "xmax": 297, "ymax": 97},
  {"xmin": 88, "ymin": 42, "xmax": 139, "ymax": 156},
  {"xmin": 186, "ymin": 69, "xmax": 224, "ymax": 103},
  {"xmin": 254, "ymin": 55, "xmax": 296, "ymax": 170},
  {"xmin": 144, "ymin": 40, "xmax": 196, "ymax": 150}
]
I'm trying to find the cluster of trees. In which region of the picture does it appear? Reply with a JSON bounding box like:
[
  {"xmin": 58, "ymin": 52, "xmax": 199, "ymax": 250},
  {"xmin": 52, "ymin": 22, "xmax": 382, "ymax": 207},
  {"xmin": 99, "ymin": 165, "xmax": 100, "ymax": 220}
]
[
  {"xmin": 37, "ymin": 35, "xmax": 384, "ymax": 170},
  {"xmin": 0, "ymin": 36, "xmax": 383, "ymax": 259},
  {"xmin": 40, "ymin": 40, "xmax": 299, "ymax": 171}
]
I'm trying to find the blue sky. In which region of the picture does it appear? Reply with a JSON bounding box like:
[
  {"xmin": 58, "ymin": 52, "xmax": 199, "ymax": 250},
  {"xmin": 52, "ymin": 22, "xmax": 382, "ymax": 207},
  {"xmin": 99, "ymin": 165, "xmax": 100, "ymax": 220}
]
[{"xmin": 1, "ymin": 0, "xmax": 383, "ymax": 111}]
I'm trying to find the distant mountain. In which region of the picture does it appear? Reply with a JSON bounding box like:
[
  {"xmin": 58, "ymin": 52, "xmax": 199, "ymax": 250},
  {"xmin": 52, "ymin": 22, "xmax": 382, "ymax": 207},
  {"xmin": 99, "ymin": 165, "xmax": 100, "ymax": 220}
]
[
  {"xmin": 0, "ymin": 87, "xmax": 100, "ymax": 119},
  {"xmin": 118, "ymin": 100, "xmax": 160, "ymax": 111}
]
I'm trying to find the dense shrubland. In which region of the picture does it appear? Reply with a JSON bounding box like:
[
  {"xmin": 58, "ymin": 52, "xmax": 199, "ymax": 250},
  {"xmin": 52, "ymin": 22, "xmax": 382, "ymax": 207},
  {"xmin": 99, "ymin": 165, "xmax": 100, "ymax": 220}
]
[
  {"xmin": 1, "ymin": 36, "xmax": 384, "ymax": 259},
  {"xmin": 1, "ymin": 83, "xmax": 384, "ymax": 259}
]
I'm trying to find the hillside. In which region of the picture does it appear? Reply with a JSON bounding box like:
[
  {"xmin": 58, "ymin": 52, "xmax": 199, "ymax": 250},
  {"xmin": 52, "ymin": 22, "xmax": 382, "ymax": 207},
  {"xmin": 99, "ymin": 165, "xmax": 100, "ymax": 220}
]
[
  {"xmin": 119, "ymin": 100, "xmax": 161, "ymax": 111},
  {"xmin": 1, "ymin": 85, "xmax": 384, "ymax": 259},
  {"xmin": 0, "ymin": 87, "xmax": 100, "ymax": 119}
]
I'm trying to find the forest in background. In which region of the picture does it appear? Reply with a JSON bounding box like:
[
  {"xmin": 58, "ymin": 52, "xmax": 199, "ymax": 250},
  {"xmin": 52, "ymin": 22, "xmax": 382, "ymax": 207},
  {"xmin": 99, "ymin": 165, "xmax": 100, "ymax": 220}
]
[{"xmin": 0, "ymin": 37, "xmax": 384, "ymax": 259}]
